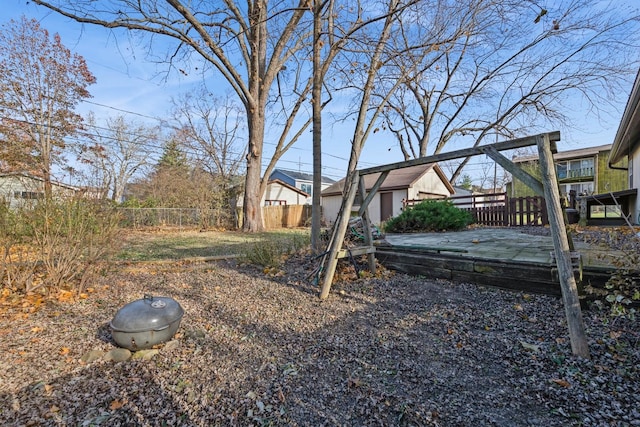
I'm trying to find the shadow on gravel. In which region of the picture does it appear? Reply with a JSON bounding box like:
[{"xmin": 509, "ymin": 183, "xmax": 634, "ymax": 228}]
[{"xmin": 1, "ymin": 259, "xmax": 637, "ymax": 426}]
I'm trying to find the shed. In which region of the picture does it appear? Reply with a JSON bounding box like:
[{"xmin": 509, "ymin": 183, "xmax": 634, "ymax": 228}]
[{"xmin": 321, "ymin": 163, "xmax": 454, "ymax": 224}]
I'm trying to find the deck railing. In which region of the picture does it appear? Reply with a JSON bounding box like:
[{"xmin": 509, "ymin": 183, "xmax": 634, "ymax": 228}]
[{"xmin": 404, "ymin": 193, "xmax": 549, "ymax": 226}]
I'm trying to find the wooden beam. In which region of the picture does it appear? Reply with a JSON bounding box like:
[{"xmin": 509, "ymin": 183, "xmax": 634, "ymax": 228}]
[
  {"xmin": 537, "ymin": 134, "xmax": 590, "ymax": 359},
  {"xmin": 480, "ymin": 145, "xmax": 544, "ymax": 197},
  {"xmin": 320, "ymin": 171, "xmax": 360, "ymax": 299},
  {"xmin": 358, "ymin": 175, "xmax": 377, "ymax": 274},
  {"xmin": 337, "ymin": 246, "xmax": 376, "ymax": 258},
  {"xmin": 359, "ymin": 131, "xmax": 560, "ymax": 176},
  {"xmin": 358, "ymin": 170, "xmax": 389, "ymax": 216}
]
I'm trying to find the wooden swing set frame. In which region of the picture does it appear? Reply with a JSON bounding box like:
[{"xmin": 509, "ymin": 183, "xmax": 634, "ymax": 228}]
[{"xmin": 318, "ymin": 131, "xmax": 590, "ymax": 358}]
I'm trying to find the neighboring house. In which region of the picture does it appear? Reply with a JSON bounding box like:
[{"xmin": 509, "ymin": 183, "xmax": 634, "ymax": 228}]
[
  {"xmin": 269, "ymin": 169, "xmax": 335, "ymax": 198},
  {"xmin": 321, "ymin": 163, "xmax": 455, "ymax": 224},
  {"xmin": 607, "ymin": 69, "xmax": 640, "ymax": 225},
  {"xmin": 264, "ymin": 179, "xmax": 310, "ymax": 206},
  {"xmin": 0, "ymin": 172, "xmax": 80, "ymax": 209},
  {"xmin": 509, "ymin": 144, "xmax": 627, "ymax": 203}
]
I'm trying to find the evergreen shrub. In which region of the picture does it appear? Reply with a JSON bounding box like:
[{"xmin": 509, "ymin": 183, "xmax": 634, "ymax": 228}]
[{"xmin": 384, "ymin": 200, "xmax": 473, "ymax": 233}]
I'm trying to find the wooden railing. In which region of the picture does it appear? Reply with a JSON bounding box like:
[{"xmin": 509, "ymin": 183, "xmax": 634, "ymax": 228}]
[
  {"xmin": 452, "ymin": 192, "xmax": 548, "ymax": 226},
  {"xmin": 404, "ymin": 193, "xmax": 549, "ymax": 227}
]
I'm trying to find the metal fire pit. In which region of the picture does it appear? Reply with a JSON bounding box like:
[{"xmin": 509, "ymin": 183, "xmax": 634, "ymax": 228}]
[{"xmin": 110, "ymin": 295, "xmax": 184, "ymax": 351}]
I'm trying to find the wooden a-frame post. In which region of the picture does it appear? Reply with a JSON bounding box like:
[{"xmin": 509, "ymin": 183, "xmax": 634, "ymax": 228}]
[
  {"xmin": 537, "ymin": 134, "xmax": 590, "ymax": 358},
  {"xmin": 319, "ymin": 171, "xmax": 361, "ymax": 299},
  {"xmin": 318, "ymin": 131, "xmax": 590, "ymax": 358}
]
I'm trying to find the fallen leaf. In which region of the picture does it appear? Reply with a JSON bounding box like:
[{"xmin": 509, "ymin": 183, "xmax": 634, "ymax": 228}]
[
  {"xmin": 109, "ymin": 399, "xmax": 124, "ymax": 410},
  {"xmin": 59, "ymin": 347, "xmax": 70, "ymax": 355},
  {"xmin": 551, "ymin": 378, "xmax": 570, "ymax": 388},
  {"xmin": 520, "ymin": 341, "xmax": 540, "ymax": 352}
]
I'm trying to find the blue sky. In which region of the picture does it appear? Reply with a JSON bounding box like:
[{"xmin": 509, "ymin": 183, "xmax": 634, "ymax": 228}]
[{"xmin": 3, "ymin": 1, "xmax": 638, "ymax": 185}]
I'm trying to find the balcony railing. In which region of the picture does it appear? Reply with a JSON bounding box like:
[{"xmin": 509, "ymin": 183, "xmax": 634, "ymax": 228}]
[{"xmin": 557, "ymin": 167, "xmax": 594, "ymax": 180}]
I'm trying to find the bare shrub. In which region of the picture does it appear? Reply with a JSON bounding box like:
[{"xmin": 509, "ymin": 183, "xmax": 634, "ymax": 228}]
[{"xmin": 0, "ymin": 198, "xmax": 122, "ymax": 296}]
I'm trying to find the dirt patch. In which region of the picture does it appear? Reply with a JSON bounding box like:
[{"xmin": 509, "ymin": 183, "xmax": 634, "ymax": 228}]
[{"xmin": 0, "ymin": 256, "xmax": 638, "ymax": 426}]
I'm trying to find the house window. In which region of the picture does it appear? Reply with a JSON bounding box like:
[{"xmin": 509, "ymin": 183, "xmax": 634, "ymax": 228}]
[
  {"xmin": 556, "ymin": 163, "xmax": 567, "ymax": 179},
  {"xmin": 559, "ymin": 182, "xmax": 593, "ymax": 197},
  {"xmin": 589, "ymin": 204, "xmax": 622, "ymax": 219},
  {"xmin": 300, "ymin": 183, "xmax": 312, "ymax": 195},
  {"xmin": 14, "ymin": 191, "xmax": 44, "ymax": 200},
  {"xmin": 556, "ymin": 158, "xmax": 594, "ymax": 179}
]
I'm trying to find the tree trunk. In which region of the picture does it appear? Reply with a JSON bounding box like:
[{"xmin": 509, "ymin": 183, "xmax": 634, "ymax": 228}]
[
  {"xmin": 311, "ymin": 0, "xmax": 323, "ymax": 253},
  {"xmin": 243, "ymin": 109, "xmax": 265, "ymax": 232}
]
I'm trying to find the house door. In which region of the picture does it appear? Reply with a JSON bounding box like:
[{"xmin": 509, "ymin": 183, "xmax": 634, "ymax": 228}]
[{"xmin": 380, "ymin": 192, "xmax": 393, "ymax": 221}]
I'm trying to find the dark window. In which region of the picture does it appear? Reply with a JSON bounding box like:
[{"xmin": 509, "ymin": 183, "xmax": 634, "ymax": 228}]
[{"xmin": 14, "ymin": 191, "xmax": 44, "ymax": 199}]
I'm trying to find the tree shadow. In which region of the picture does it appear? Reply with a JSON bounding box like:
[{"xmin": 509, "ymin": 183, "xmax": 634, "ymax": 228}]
[{"xmin": 0, "ymin": 261, "xmax": 604, "ymax": 426}]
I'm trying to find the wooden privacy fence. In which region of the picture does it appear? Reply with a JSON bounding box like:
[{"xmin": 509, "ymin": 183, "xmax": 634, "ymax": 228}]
[
  {"xmin": 262, "ymin": 204, "xmax": 312, "ymax": 229},
  {"xmin": 446, "ymin": 192, "xmax": 548, "ymax": 226}
]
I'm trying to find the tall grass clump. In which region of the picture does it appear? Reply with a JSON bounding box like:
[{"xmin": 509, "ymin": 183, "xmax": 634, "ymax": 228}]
[
  {"xmin": 241, "ymin": 231, "xmax": 310, "ymax": 268},
  {"xmin": 384, "ymin": 200, "xmax": 473, "ymax": 233}
]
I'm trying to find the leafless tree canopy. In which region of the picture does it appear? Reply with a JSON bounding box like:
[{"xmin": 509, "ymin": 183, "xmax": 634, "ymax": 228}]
[
  {"xmin": 171, "ymin": 88, "xmax": 246, "ymax": 182},
  {"xmin": 377, "ymin": 0, "xmax": 640, "ymax": 183},
  {"xmin": 29, "ymin": 0, "xmax": 640, "ymax": 214},
  {"xmin": 78, "ymin": 114, "xmax": 159, "ymax": 202}
]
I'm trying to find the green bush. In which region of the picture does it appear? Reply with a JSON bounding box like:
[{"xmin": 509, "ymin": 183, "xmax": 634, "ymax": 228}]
[{"xmin": 384, "ymin": 200, "xmax": 473, "ymax": 233}]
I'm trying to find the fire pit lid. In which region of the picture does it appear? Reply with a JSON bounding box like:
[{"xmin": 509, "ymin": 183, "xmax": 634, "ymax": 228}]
[{"xmin": 110, "ymin": 295, "xmax": 184, "ymax": 333}]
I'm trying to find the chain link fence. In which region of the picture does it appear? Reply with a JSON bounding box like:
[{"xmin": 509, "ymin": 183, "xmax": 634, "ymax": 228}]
[{"xmin": 117, "ymin": 208, "xmax": 234, "ymax": 229}]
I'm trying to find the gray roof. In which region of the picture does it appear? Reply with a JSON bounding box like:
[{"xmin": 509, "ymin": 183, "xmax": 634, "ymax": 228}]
[
  {"xmin": 272, "ymin": 168, "xmax": 335, "ymax": 184},
  {"xmin": 513, "ymin": 144, "xmax": 612, "ymax": 163},
  {"xmin": 322, "ymin": 163, "xmax": 454, "ymax": 196}
]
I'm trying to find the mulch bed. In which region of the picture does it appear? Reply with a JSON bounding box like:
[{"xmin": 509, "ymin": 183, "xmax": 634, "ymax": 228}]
[{"xmin": 1, "ymin": 249, "xmax": 638, "ymax": 426}]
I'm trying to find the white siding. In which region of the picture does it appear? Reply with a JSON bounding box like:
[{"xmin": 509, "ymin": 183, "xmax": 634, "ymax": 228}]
[
  {"xmin": 0, "ymin": 175, "xmax": 77, "ymax": 209},
  {"xmin": 407, "ymin": 169, "xmax": 451, "ymax": 199},
  {"xmin": 632, "ymin": 144, "xmax": 640, "ymax": 224},
  {"xmin": 321, "ymin": 195, "xmax": 343, "ymax": 223},
  {"xmin": 264, "ymin": 182, "xmax": 310, "ymax": 205}
]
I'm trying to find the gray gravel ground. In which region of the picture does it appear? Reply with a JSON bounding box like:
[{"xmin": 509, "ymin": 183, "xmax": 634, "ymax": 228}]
[{"xmin": 0, "ymin": 252, "xmax": 638, "ymax": 426}]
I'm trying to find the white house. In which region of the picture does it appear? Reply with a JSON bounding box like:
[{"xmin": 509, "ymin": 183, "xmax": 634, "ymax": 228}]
[
  {"xmin": 0, "ymin": 172, "xmax": 80, "ymax": 209},
  {"xmin": 607, "ymin": 69, "xmax": 640, "ymax": 225},
  {"xmin": 263, "ymin": 179, "xmax": 310, "ymax": 205},
  {"xmin": 268, "ymin": 169, "xmax": 335, "ymax": 198},
  {"xmin": 321, "ymin": 163, "xmax": 455, "ymax": 225}
]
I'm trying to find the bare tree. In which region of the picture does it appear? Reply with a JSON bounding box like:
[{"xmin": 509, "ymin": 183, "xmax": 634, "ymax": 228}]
[
  {"xmin": 171, "ymin": 88, "xmax": 245, "ymax": 182},
  {"xmin": 380, "ymin": 0, "xmax": 640, "ymax": 183},
  {"xmin": 32, "ymin": 0, "xmax": 317, "ymax": 231},
  {"xmin": 171, "ymin": 89, "xmax": 246, "ymax": 227},
  {"xmin": 0, "ymin": 16, "xmax": 95, "ymax": 196},
  {"xmin": 78, "ymin": 114, "xmax": 158, "ymax": 202}
]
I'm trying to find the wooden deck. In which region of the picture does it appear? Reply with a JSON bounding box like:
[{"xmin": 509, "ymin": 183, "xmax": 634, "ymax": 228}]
[{"xmin": 375, "ymin": 245, "xmax": 614, "ymax": 297}]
